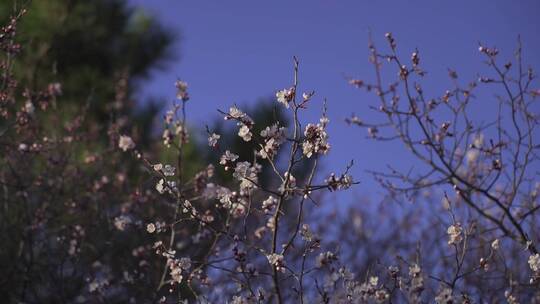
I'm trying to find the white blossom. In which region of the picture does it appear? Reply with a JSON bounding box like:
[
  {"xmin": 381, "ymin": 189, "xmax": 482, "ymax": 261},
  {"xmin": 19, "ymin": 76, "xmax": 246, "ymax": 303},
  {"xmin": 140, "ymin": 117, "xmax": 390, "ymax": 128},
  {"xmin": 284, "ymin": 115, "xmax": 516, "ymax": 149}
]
[
  {"xmin": 325, "ymin": 173, "xmax": 353, "ymax": 191},
  {"xmin": 164, "ymin": 110, "xmax": 174, "ymax": 124},
  {"xmin": 215, "ymin": 186, "xmax": 234, "ymax": 207},
  {"xmin": 259, "ymin": 124, "xmax": 286, "ymax": 159},
  {"xmin": 175, "ymin": 80, "xmax": 189, "ymax": 101},
  {"xmin": 24, "ymin": 101, "xmax": 35, "ymax": 114},
  {"xmin": 174, "ymin": 123, "xmax": 187, "ymax": 137},
  {"xmin": 529, "ymin": 253, "xmax": 540, "ymax": 272},
  {"xmin": 374, "ymin": 289, "xmax": 389, "ymax": 303},
  {"xmin": 88, "ymin": 277, "xmax": 108, "ymax": 293},
  {"xmin": 227, "ymin": 106, "xmax": 246, "ymax": 119},
  {"xmin": 262, "ymin": 196, "xmax": 277, "ymax": 214},
  {"xmin": 162, "ymin": 129, "xmax": 172, "ymax": 147},
  {"xmin": 153, "ymin": 163, "xmax": 163, "ymax": 171},
  {"xmin": 233, "ymin": 161, "xmax": 260, "ymax": 193},
  {"xmin": 169, "ymin": 261, "xmax": 184, "ymax": 284},
  {"xmin": 435, "ymin": 287, "xmax": 454, "ymax": 304},
  {"xmin": 238, "ymin": 124, "xmax": 252, "ymax": 142},
  {"xmin": 409, "ymin": 264, "xmax": 423, "ymax": 292},
  {"xmin": 208, "ymin": 133, "xmax": 220, "ymax": 147},
  {"xmin": 114, "ymin": 215, "xmax": 131, "ymax": 231},
  {"xmin": 162, "ymin": 164, "xmax": 176, "ymax": 176},
  {"xmin": 466, "ymin": 149, "xmax": 479, "ymax": 165},
  {"xmin": 276, "ymin": 87, "xmax": 294, "ymax": 108},
  {"xmin": 302, "ymin": 91, "xmax": 313, "ymax": 101},
  {"xmin": 369, "ymin": 276, "xmax": 379, "ymax": 287},
  {"xmin": 267, "ymin": 253, "xmax": 285, "ymax": 272},
  {"xmin": 146, "ymin": 223, "xmax": 156, "ymax": 233},
  {"xmin": 279, "ymin": 172, "xmax": 296, "ymax": 193},
  {"xmin": 368, "ymin": 126, "xmax": 378, "ymax": 138},
  {"xmin": 315, "ymin": 251, "xmax": 337, "ymax": 268},
  {"xmin": 220, "ymin": 150, "xmax": 239, "ymax": 171},
  {"xmin": 505, "ymin": 290, "xmax": 519, "ymax": 304},
  {"xmin": 447, "ymin": 223, "xmax": 463, "ymax": 245},
  {"xmin": 473, "ymin": 133, "xmax": 484, "ymax": 148},
  {"xmin": 155, "ymin": 179, "xmax": 176, "ymax": 194},
  {"xmin": 491, "ymin": 239, "xmax": 500, "ymax": 251},
  {"xmin": 156, "ymin": 179, "xmax": 165, "ymax": 194},
  {"xmin": 319, "ymin": 115, "xmax": 329, "ymax": 127},
  {"xmin": 302, "ymin": 122, "xmax": 330, "ymax": 158},
  {"xmin": 118, "ymin": 135, "xmax": 135, "ymax": 152},
  {"xmin": 300, "ymin": 224, "xmax": 315, "ymax": 242}
]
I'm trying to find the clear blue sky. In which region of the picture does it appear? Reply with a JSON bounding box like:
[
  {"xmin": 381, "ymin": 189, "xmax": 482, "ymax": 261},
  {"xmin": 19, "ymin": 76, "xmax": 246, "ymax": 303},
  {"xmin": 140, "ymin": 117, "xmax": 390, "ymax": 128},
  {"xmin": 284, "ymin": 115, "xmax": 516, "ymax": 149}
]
[{"xmin": 128, "ymin": 0, "xmax": 540, "ymax": 201}]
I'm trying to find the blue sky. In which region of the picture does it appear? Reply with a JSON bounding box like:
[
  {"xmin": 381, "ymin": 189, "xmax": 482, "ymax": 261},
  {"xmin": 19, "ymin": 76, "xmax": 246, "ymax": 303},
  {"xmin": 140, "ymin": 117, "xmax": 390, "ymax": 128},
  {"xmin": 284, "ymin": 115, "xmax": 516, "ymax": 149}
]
[{"xmin": 128, "ymin": 0, "xmax": 540, "ymax": 201}]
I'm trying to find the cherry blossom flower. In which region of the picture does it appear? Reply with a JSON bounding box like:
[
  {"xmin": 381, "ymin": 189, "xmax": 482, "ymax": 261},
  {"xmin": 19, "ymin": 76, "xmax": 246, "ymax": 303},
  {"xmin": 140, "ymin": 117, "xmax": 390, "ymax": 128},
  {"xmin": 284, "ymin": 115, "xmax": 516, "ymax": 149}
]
[
  {"xmin": 279, "ymin": 172, "xmax": 296, "ymax": 194},
  {"xmin": 435, "ymin": 287, "xmax": 454, "ymax": 304},
  {"xmin": 156, "ymin": 179, "xmax": 165, "ymax": 194},
  {"xmin": 164, "ymin": 110, "xmax": 174, "ymax": 124},
  {"xmin": 276, "ymin": 87, "xmax": 294, "ymax": 108},
  {"xmin": 233, "ymin": 161, "xmax": 260, "ymax": 193},
  {"xmin": 155, "ymin": 179, "xmax": 176, "ymax": 194},
  {"xmin": 302, "ymin": 122, "xmax": 330, "ymax": 158},
  {"xmin": 491, "ymin": 239, "xmax": 500, "ymax": 250},
  {"xmin": 227, "ymin": 106, "xmax": 246, "ymax": 120},
  {"xmin": 325, "ymin": 173, "xmax": 353, "ymax": 191},
  {"xmin": 175, "ymin": 80, "xmax": 189, "ymax": 102},
  {"xmin": 409, "ymin": 264, "xmax": 424, "ymax": 292},
  {"xmin": 118, "ymin": 135, "xmax": 135, "ymax": 152},
  {"xmin": 24, "ymin": 101, "xmax": 34, "ymax": 114},
  {"xmin": 238, "ymin": 124, "xmax": 252, "ymax": 142},
  {"xmin": 259, "ymin": 124, "xmax": 286, "ymax": 159},
  {"xmin": 529, "ymin": 253, "xmax": 540, "ymax": 272},
  {"xmin": 315, "ymin": 251, "xmax": 337, "ymax": 268},
  {"xmin": 219, "ymin": 150, "xmax": 239, "ymax": 171},
  {"xmin": 505, "ymin": 291, "xmax": 519, "ymax": 304},
  {"xmin": 162, "ymin": 164, "xmax": 175, "ymax": 176},
  {"xmin": 113, "ymin": 215, "xmax": 131, "ymax": 231},
  {"xmin": 146, "ymin": 223, "xmax": 156, "ymax": 233},
  {"xmin": 266, "ymin": 253, "xmax": 285, "ymax": 272},
  {"xmin": 262, "ymin": 196, "xmax": 277, "ymax": 214},
  {"xmin": 447, "ymin": 223, "xmax": 463, "ymax": 245},
  {"xmin": 208, "ymin": 133, "xmax": 220, "ymax": 147}
]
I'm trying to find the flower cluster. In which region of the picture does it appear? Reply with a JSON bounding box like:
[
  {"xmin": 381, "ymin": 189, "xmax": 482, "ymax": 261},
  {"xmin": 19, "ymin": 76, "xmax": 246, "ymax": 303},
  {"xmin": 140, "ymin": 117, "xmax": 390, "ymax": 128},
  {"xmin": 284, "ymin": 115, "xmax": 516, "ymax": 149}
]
[
  {"xmin": 354, "ymin": 276, "xmax": 390, "ymax": 303},
  {"xmin": 175, "ymin": 80, "xmax": 189, "ymax": 102},
  {"xmin": 325, "ymin": 172, "xmax": 353, "ymax": 191},
  {"xmin": 259, "ymin": 124, "xmax": 286, "ymax": 159},
  {"xmin": 266, "ymin": 253, "xmax": 285, "ymax": 273},
  {"xmin": 408, "ymin": 264, "xmax": 424, "ymax": 293},
  {"xmin": 233, "ymin": 161, "xmax": 261, "ymax": 193},
  {"xmin": 168, "ymin": 257, "xmax": 192, "ymax": 285},
  {"xmin": 434, "ymin": 287, "xmax": 454, "ymax": 304},
  {"xmin": 302, "ymin": 118, "xmax": 330, "ymax": 158},
  {"xmin": 219, "ymin": 150, "xmax": 239, "ymax": 171},
  {"xmin": 447, "ymin": 223, "xmax": 463, "ymax": 245},
  {"xmin": 154, "ymin": 163, "xmax": 176, "ymax": 176},
  {"xmin": 225, "ymin": 106, "xmax": 254, "ymax": 142},
  {"xmin": 315, "ymin": 251, "xmax": 337, "ymax": 268},
  {"xmin": 156, "ymin": 178, "xmax": 177, "ymax": 194},
  {"xmin": 146, "ymin": 221, "xmax": 167, "ymax": 234},
  {"xmin": 261, "ymin": 195, "xmax": 277, "ymax": 214}
]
